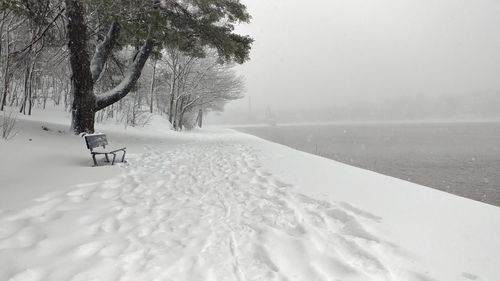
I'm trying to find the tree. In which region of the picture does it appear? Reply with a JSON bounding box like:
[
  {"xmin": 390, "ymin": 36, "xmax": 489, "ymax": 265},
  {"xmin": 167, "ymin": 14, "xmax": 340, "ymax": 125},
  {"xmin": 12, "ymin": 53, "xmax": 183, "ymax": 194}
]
[
  {"xmin": 1, "ymin": 0, "xmax": 65, "ymax": 114},
  {"xmin": 63, "ymin": 0, "xmax": 252, "ymax": 133},
  {"xmin": 1, "ymin": 0, "xmax": 252, "ymax": 133},
  {"xmin": 160, "ymin": 48, "xmax": 245, "ymax": 130}
]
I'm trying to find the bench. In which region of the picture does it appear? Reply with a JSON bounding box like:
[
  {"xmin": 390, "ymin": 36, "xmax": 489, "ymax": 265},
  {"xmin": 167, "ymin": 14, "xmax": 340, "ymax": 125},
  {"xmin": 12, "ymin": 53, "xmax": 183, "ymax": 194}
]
[{"xmin": 84, "ymin": 133, "xmax": 126, "ymax": 166}]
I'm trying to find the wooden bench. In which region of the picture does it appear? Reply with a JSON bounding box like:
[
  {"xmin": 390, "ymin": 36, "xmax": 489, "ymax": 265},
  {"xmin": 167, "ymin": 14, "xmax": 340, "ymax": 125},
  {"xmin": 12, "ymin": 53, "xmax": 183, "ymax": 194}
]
[{"xmin": 84, "ymin": 133, "xmax": 126, "ymax": 166}]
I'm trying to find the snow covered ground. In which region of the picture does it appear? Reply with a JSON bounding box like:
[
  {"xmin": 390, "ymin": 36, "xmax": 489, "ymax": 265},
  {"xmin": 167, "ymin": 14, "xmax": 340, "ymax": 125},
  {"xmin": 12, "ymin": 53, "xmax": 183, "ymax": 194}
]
[{"xmin": 1, "ymin": 110, "xmax": 499, "ymax": 281}]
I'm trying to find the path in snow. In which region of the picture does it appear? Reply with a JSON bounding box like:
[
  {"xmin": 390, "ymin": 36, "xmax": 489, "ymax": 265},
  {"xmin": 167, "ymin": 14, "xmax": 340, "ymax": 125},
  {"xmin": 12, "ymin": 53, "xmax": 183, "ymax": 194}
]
[{"xmin": 0, "ymin": 142, "xmax": 434, "ymax": 281}]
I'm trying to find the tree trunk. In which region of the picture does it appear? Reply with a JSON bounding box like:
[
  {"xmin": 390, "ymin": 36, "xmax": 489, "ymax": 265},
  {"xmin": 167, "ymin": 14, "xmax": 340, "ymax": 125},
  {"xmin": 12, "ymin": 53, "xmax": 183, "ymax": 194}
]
[
  {"xmin": 64, "ymin": 79, "xmax": 69, "ymax": 111},
  {"xmin": 27, "ymin": 53, "xmax": 39, "ymax": 116},
  {"xmin": 171, "ymin": 100, "xmax": 177, "ymax": 129},
  {"xmin": 65, "ymin": 0, "xmax": 96, "ymax": 134},
  {"xmin": 27, "ymin": 80, "xmax": 32, "ymax": 115},
  {"xmin": 1, "ymin": 27, "xmax": 10, "ymax": 111},
  {"xmin": 168, "ymin": 72, "xmax": 176, "ymax": 123},
  {"xmin": 43, "ymin": 78, "xmax": 48, "ymax": 109},
  {"xmin": 20, "ymin": 64, "xmax": 30, "ymax": 114},
  {"xmin": 0, "ymin": 11, "xmax": 5, "ymax": 61},
  {"xmin": 9, "ymin": 79, "xmax": 19, "ymax": 106},
  {"xmin": 196, "ymin": 108, "xmax": 203, "ymax": 128},
  {"xmin": 65, "ymin": 0, "xmax": 153, "ymax": 133},
  {"xmin": 149, "ymin": 58, "xmax": 156, "ymax": 113},
  {"xmin": 176, "ymin": 96, "xmax": 186, "ymax": 130}
]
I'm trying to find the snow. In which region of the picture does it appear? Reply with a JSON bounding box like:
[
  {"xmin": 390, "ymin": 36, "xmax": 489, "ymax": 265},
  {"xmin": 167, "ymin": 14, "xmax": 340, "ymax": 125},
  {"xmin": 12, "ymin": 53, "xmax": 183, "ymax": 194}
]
[
  {"xmin": 244, "ymin": 135, "xmax": 500, "ymax": 281},
  {"xmin": 1, "ymin": 109, "xmax": 499, "ymax": 281}
]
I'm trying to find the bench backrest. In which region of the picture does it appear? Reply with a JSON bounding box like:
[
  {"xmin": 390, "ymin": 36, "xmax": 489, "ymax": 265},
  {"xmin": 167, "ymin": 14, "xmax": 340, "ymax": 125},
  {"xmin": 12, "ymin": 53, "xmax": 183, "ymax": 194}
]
[{"xmin": 84, "ymin": 133, "xmax": 108, "ymax": 150}]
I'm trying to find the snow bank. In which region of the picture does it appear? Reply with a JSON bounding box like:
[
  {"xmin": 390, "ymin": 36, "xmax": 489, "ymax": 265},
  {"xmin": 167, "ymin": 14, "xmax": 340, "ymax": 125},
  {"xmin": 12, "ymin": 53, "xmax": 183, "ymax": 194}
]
[{"xmin": 235, "ymin": 131, "xmax": 500, "ymax": 281}]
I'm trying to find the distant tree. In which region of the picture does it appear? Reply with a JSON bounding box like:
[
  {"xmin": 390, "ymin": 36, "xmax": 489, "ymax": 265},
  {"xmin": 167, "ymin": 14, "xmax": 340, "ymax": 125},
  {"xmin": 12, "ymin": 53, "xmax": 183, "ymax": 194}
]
[
  {"xmin": 1, "ymin": 0, "xmax": 65, "ymax": 114},
  {"xmin": 160, "ymin": 48, "xmax": 244, "ymax": 130}
]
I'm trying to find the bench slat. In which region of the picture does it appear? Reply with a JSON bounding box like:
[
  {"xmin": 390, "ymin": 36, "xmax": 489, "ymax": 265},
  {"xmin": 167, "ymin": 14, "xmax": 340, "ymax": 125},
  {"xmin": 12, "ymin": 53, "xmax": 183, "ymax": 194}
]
[
  {"xmin": 85, "ymin": 134, "xmax": 108, "ymax": 149},
  {"xmin": 91, "ymin": 147, "xmax": 126, "ymax": 154}
]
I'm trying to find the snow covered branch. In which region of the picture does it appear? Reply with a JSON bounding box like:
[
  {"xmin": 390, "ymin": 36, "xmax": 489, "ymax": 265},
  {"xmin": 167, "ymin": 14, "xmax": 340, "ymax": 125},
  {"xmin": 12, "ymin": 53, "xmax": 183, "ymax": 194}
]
[
  {"xmin": 90, "ymin": 21, "xmax": 120, "ymax": 83},
  {"xmin": 95, "ymin": 37, "xmax": 154, "ymax": 111}
]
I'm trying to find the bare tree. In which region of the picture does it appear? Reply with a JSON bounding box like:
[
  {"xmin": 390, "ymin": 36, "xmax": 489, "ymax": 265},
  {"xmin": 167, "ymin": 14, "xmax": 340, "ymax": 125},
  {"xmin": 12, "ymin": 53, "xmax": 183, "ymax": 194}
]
[
  {"xmin": 160, "ymin": 50, "xmax": 245, "ymax": 130},
  {"xmin": 1, "ymin": 109, "xmax": 17, "ymax": 140}
]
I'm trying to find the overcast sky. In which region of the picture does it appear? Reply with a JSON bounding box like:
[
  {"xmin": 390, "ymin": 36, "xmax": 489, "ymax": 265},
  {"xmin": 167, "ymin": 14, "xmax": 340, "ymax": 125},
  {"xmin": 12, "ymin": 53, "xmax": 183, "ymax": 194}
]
[{"xmin": 228, "ymin": 0, "xmax": 500, "ymax": 113}]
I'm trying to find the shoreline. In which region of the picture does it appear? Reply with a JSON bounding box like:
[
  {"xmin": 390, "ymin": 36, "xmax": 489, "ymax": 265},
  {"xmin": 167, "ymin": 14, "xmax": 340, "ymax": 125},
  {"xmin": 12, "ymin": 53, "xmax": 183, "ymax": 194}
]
[
  {"xmin": 233, "ymin": 122, "xmax": 500, "ymax": 207},
  {"xmin": 233, "ymin": 129, "xmax": 500, "ymax": 280},
  {"xmin": 209, "ymin": 118, "xmax": 500, "ymax": 128}
]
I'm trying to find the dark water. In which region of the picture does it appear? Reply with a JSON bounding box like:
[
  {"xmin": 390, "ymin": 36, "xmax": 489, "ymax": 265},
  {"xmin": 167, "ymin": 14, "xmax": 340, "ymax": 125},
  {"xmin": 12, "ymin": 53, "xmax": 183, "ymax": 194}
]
[{"xmin": 237, "ymin": 122, "xmax": 500, "ymax": 207}]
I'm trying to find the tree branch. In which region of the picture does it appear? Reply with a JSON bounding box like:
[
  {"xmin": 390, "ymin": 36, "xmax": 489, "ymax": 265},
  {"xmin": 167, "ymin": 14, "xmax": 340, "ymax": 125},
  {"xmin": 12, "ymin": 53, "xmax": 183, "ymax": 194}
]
[
  {"xmin": 90, "ymin": 21, "xmax": 120, "ymax": 83},
  {"xmin": 95, "ymin": 37, "xmax": 154, "ymax": 111},
  {"xmin": 12, "ymin": 6, "xmax": 65, "ymax": 56}
]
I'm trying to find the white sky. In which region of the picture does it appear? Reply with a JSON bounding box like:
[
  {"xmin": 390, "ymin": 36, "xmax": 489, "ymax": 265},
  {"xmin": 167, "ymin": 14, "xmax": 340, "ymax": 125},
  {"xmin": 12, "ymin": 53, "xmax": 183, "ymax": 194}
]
[{"xmin": 230, "ymin": 0, "xmax": 500, "ymax": 111}]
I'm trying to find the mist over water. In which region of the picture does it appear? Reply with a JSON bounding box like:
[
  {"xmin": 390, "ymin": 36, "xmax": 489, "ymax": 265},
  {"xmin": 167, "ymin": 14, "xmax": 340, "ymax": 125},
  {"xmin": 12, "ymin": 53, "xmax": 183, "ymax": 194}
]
[
  {"xmin": 210, "ymin": 90, "xmax": 500, "ymax": 125},
  {"xmin": 219, "ymin": 0, "xmax": 500, "ymax": 124}
]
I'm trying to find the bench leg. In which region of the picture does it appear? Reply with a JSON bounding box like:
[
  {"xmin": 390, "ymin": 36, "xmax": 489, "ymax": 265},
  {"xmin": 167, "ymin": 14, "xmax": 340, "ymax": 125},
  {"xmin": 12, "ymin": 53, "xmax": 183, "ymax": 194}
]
[
  {"xmin": 92, "ymin": 154, "xmax": 98, "ymax": 166},
  {"xmin": 111, "ymin": 153, "xmax": 117, "ymax": 165},
  {"xmin": 121, "ymin": 150, "xmax": 126, "ymax": 162},
  {"xmin": 105, "ymin": 153, "xmax": 110, "ymax": 162}
]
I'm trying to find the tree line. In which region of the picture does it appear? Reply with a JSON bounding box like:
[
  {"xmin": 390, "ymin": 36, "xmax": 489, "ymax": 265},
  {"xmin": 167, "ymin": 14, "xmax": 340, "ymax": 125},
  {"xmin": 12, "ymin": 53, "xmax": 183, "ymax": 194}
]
[{"xmin": 0, "ymin": 0, "xmax": 253, "ymax": 133}]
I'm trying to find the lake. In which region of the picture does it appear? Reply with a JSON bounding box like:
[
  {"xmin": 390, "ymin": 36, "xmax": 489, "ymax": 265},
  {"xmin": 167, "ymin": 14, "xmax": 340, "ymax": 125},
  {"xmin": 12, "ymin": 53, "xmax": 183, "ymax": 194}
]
[{"xmin": 237, "ymin": 122, "xmax": 500, "ymax": 207}]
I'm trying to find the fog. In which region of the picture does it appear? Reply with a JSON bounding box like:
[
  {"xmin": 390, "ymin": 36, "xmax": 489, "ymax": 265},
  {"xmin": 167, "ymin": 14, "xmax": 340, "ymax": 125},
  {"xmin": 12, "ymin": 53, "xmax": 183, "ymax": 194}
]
[{"xmin": 215, "ymin": 0, "xmax": 500, "ymax": 123}]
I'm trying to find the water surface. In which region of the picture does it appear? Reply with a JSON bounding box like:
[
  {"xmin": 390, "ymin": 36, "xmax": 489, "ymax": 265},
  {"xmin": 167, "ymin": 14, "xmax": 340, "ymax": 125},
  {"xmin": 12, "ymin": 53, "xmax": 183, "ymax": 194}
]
[{"xmin": 237, "ymin": 122, "xmax": 500, "ymax": 207}]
